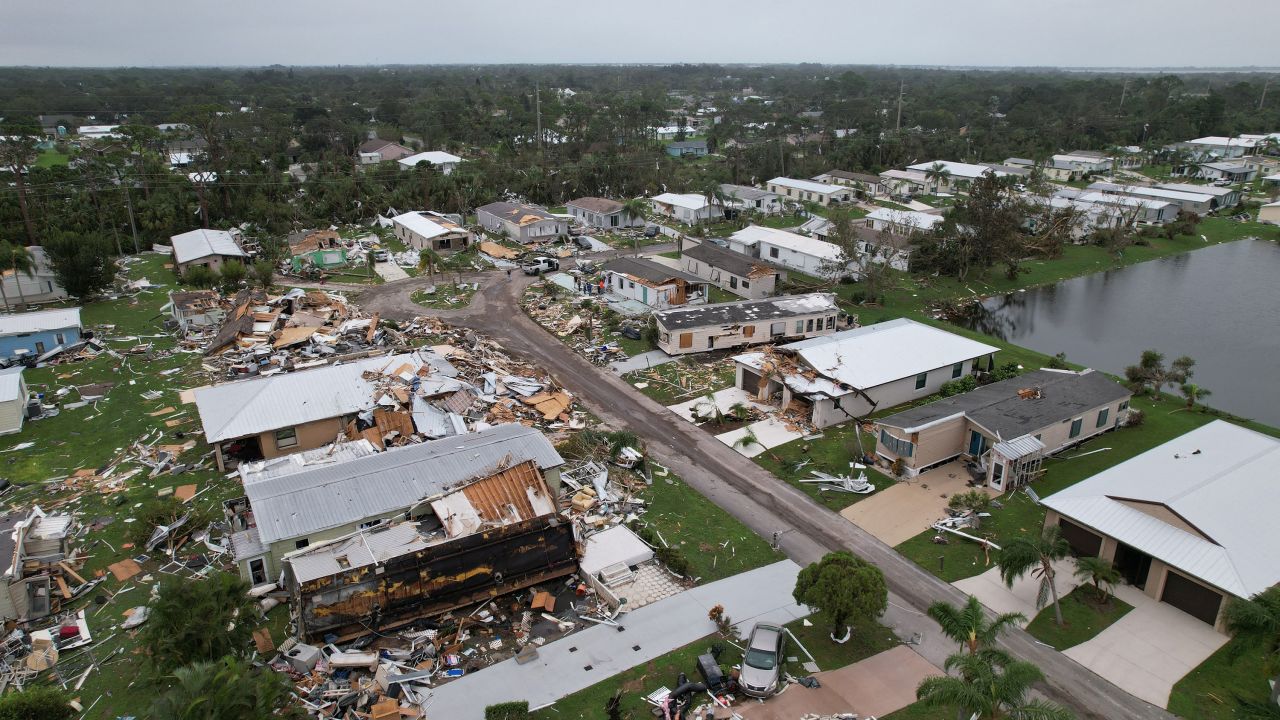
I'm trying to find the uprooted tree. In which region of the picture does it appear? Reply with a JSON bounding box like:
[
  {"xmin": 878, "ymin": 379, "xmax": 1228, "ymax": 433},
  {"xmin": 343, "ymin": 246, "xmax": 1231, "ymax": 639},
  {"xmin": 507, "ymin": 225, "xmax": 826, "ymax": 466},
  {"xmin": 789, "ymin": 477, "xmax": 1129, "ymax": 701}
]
[{"xmin": 792, "ymin": 551, "xmax": 887, "ymax": 642}]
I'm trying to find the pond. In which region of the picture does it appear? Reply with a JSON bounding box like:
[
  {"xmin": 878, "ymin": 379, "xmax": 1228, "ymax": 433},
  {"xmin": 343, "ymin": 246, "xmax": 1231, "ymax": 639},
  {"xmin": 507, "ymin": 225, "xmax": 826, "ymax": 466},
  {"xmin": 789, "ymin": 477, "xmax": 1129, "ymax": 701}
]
[{"xmin": 959, "ymin": 238, "xmax": 1280, "ymax": 427}]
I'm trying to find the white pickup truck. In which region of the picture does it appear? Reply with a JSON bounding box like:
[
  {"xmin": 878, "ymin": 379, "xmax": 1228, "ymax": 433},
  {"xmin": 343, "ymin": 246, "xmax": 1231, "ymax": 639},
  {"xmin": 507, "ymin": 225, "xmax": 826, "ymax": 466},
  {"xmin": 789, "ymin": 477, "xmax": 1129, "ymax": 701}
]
[{"xmin": 522, "ymin": 257, "xmax": 560, "ymax": 275}]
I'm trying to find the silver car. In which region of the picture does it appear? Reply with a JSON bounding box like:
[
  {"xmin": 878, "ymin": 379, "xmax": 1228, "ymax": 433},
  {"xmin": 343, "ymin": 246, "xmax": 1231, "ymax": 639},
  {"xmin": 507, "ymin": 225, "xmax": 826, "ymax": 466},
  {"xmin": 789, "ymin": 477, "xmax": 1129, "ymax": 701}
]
[{"xmin": 739, "ymin": 623, "xmax": 785, "ymax": 698}]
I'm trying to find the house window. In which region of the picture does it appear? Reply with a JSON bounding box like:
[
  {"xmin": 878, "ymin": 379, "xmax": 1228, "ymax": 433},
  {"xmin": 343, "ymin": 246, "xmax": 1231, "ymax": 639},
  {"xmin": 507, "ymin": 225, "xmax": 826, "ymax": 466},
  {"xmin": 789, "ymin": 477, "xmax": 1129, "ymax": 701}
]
[
  {"xmin": 879, "ymin": 429, "xmax": 914, "ymax": 457},
  {"xmin": 628, "ymin": 280, "xmax": 635, "ymax": 289},
  {"xmin": 914, "ymin": 372, "xmax": 928, "ymax": 390},
  {"xmin": 34, "ymin": 341, "xmax": 45, "ymax": 354},
  {"xmin": 275, "ymin": 427, "xmax": 298, "ymax": 449},
  {"xmin": 952, "ymin": 361, "xmax": 964, "ymax": 378},
  {"xmin": 1096, "ymin": 408, "xmax": 1110, "ymax": 428},
  {"xmin": 826, "ymin": 316, "xmax": 834, "ymax": 329},
  {"xmin": 1069, "ymin": 418, "xmax": 1083, "ymax": 438},
  {"xmin": 248, "ymin": 558, "xmax": 267, "ymax": 585},
  {"xmin": 661, "ymin": 332, "xmax": 670, "ymax": 344},
  {"xmin": 794, "ymin": 321, "xmax": 804, "ymax": 333},
  {"xmin": 439, "ymin": 237, "xmax": 451, "ymax": 249},
  {"xmin": 741, "ymin": 280, "xmax": 749, "ymax": 289},
  {"xmin": 55, "ymin": 333, "xmax": 66, "ymax": 345},
  {"xmin": 1119, "ymin": 400, "xmax": 1130, "ymax": 412},
  {"xmin": 806, "ymin": 318, "xmax": 814, "ymax": 332},
  {"xmin": 769, "ymin": 247, "xmax": 779, "ymax": 259},
  {"xmin": 358, "ymin": 519, "xmax": 382, "ymax": 530},
  {"xmin": 729, "ymin": 276, "xmax": 738, "ymax": 288},
  {"xmin": 295, "ymin": 539, "xmax": 309, "ymax": 550},
  {"xmin": 707, "ymin": 337, "xmax": 715, "ymax": 349}
]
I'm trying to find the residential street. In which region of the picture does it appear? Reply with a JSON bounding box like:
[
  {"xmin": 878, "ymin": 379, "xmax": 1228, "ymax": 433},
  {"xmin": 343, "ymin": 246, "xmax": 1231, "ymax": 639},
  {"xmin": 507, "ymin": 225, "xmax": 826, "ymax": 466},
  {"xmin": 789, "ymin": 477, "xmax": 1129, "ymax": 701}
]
[{"xmin": 354, "ymin": 270, "xmax": 1175, "ymax": 720}]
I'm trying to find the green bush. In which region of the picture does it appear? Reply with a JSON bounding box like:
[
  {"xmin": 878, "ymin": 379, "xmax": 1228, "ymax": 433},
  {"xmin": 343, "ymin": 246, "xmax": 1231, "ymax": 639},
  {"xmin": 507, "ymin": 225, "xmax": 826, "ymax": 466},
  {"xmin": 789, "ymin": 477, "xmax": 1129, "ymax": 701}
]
[
  {"xmin": 484, "ymin": 701, "xmax": 530, "ymax": 720},
  {"xmin": 988, "ymin": 361, "xmax": 1023, "ymax": 382},
  {"xmin": 939, "ymin": 375, "xmax": 978, "ymax": 397},
  {"xmin": 184, "ymin": 265, "xmax": 219, "ymax": 289},
  {"xmin": 0, "ymin": 686, "xmax": 75, "ymax": 720}
]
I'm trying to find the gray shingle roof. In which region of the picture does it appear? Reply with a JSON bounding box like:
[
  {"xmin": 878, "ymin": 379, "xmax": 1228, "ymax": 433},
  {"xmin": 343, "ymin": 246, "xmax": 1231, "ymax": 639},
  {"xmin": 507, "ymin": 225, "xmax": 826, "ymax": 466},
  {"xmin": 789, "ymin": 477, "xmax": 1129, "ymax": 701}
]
[
  {"xmin": 245, "ymin": 424, "xmax": 563, "ymax": 545},
  {"xmin": 603, "ymin": 257, "xmax": 704, "ymax": 285},
  {"xmin": 656, "ymin": 293, "xmax": 836, "ymax": 330},
  {"xmin": 683, "ymin": 241, "xmax": 773, "ymax": 278},
  {"xmin": 877, "ymin": 369, "xmax": 1131, "ymax": 439}
]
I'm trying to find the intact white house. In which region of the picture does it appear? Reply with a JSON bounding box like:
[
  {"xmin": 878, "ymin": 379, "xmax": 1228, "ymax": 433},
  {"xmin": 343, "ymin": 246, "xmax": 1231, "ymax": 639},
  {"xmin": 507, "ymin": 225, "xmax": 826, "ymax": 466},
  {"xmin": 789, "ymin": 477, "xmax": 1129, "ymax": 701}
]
[
  {"xmin": 390, "ymin": 211, "xmax": 473, "ymax": 253},
  {"xmin": 650, "ymin": 193, "xmax": 724, "ymax": 224},
  {"xmin": 398, "ymin": 151, "xmax": 464, "ymax": 174},
  {"xmin": 719, "ymin": 184, "xmax": 783, "ymax": 215},
  {"xmin": 765, "ymin": 177, "xmax": 853, "ymax": 207},
  {"xmin": 565, "ymin": 197, "xmax": 644, "ymax": 230},
  {"xmin": 733, "ymin": 318, "xmax": 999, "ymax": 429},
  {"xmin": 169, "ymin": 228, "xmax": 248, "ymax": 275},
  {"xmin": 864, "ymin": 208, "xmax": 945, "ymax": 234},
  {"xmin": 726, "ymin": 225, "xmax": 852, "ymax": 279}
]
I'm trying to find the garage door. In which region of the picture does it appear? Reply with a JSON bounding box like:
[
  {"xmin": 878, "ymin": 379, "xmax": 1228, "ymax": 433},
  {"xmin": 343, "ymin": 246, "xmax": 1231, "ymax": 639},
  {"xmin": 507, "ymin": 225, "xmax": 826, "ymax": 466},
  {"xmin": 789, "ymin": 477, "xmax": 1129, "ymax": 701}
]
[
  {"xmin": 740, "ymin": 369, "xmax": 762, "ymax": 393},
  {"xmin": 1161, "ymin": 570, "xmax": 1223, "ymax": 625},
  {"xmin": 1058, "ymin": 518, "xmax": 1102, "ymax": 557}
]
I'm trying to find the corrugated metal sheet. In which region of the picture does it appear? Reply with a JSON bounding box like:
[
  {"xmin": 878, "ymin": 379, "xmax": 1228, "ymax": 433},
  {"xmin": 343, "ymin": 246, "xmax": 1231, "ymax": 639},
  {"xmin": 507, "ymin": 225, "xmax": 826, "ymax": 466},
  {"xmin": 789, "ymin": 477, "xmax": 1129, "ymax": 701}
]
[
  {"xmin": 239, "ymin": 439, "xmax": 380, "ymax": 485},
  {"xmin": 288, "ymin": 522, "xmax": 430, "ymax": 584},
  {"xmin": 1044, "ymin": 420, "xmax": 1280, "ymax": 598},
  {"xmin": 993, "ymin": 434, "xmax": 1045, "ymax": 461},
  {"xmin": 246, "ymin": 424, "xmax": 563, "ymax": 545},
  {"xmin": 0, "ymin": 308, "xmax": 81, "ymax": 337},
  {"xmin": 170, "ymin": 229, "xmax": 247, "ymax": 264}
]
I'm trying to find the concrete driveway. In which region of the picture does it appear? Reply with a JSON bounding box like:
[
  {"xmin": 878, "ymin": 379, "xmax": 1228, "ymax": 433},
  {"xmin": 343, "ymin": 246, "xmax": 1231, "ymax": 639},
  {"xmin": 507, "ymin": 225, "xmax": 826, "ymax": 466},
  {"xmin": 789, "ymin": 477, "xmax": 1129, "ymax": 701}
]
[
  {"xmin": 1064, "ymin": 584, "xmax": 1228, "ymax": 708},
  {"xmin": 841, "ymin": 460, "xmax": 993, "ymax": 546},
  {"xmin": 739, "ymin": 645, "xmax": 941, "ymax": 720},
  {"xmin": 952, "ymin": 558, "xmax": 1082, "ymax": 627},
  {"xmin": 373, "ymin": 261, "xmax": 410, "ymax": 282}
]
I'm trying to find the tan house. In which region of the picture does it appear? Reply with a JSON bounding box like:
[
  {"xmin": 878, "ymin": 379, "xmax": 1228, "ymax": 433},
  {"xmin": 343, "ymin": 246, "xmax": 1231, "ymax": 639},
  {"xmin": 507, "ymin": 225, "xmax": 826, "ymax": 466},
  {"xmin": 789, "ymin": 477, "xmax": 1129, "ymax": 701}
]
[
  {"xmin": 391, "ymin": 210, "xmax": 473, "ymax": 252},
  {"xmin": 195, "ymin": 352, "xmax": 445, "ymax": 470},
  {"xmin": 874, "ymin": 369, "xmax": 1131, "ymax": 490},
  {"xmin": 766, "ymin": 177, "xmax": 853, "ymax": 207},
  {"xmin": 654, "ymin": 293, "xmax": 839, "ymax": 355},
  {"xmin": 602, "ymin": 258, "xmax": 710, "ymax": 309},
  {"xmin": 170, "ymin": 228, "xmax": 248, "ymax": 274},
  {"xmin": 681, "ymin": 240, "xmax": 783, "ymax": 299},
  {"xmin": 566, "ymin": 197, "xmax": 644, "ymax": 230},
  {"xmin": 1043, "ymin": 421, "xmax": 1280, "ymax": 631},
  {"xmin": 358, "ymin": 138, "xmax": 414, "ymax": 164},
  {"xmin": 1258, "ymin": 200, "xmax": 1280, "ymax": 225}
]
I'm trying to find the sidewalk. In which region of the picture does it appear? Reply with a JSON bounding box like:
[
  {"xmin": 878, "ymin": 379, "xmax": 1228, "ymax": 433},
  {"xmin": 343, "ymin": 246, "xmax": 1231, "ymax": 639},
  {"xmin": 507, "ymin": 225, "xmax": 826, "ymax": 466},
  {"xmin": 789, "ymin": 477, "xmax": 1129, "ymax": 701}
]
[{"xmin": 422, "ymin": 560, "xmax": 809, "ymax": 720}]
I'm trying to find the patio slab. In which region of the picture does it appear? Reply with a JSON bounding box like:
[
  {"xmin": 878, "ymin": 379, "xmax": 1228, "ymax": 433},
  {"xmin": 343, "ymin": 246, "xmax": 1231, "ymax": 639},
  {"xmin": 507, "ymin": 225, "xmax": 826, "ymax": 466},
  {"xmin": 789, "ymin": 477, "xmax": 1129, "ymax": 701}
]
[
  {"xmin": 841, "ymin": 460, "xmax": 993, "ymax": 546},
  {"xmin": 717, "ymin": 417, "xmax": 804, "ymax": 457},
  {"xmin": 952, "ymin": 557, "xmax": 1082, "ymax": 628},
  {"xmin": 667, "ymin": 386, "xmax": 772, "ymax": 423}
]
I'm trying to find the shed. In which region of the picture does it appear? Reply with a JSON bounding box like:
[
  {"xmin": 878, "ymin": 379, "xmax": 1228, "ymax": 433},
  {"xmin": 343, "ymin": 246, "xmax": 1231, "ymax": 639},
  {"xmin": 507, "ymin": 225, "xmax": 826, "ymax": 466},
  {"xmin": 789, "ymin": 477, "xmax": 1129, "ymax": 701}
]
[{"xmin": 0, "ymin": 368, "xmax": 28, "ymax": 435}]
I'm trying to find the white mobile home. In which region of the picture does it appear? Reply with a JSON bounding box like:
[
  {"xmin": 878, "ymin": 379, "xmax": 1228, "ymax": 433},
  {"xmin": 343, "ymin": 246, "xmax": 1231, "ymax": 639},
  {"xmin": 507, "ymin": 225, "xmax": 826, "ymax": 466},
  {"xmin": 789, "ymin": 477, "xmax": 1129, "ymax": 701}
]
[
  {"xmin": 655, "ymin": 293, "xmax": 839, "ymax": 355},
  {"xmin": 649, "ymin": 193, "xmax": 724, "ymax": 225},
  {"xmin": 681, "ymin": 241, "xmax": 783, "ymax": 299},
  {"xmin": 766, "ymin": 177, "xmax": 853, "ymax": 207}
]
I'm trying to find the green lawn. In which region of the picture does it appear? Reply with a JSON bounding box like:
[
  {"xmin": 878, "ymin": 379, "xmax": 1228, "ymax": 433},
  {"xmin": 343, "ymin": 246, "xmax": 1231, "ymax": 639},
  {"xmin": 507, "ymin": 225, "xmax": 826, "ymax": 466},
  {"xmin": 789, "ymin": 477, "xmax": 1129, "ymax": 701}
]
[
  {"xmin": 784, "ymin": 610, "xmax": 899, "ymax": 672},
  {"xmin": 753, "ymin": 422, "xmax": 894, "ymax": 513},
  {"xmin": 35, "ymin": 149, "xmax": 71, "ymax": 167},
  {"xmin": 411, "ymin": 282, "xmax": 478, "ymax": 309},
  {"xmin": 624, "ymin": 357, "xmax": 736, "ymax": 406},
  {"xmin": 1024, "ymin": 586, "xmax": 1134, "ymax": 651},
  {"xmin": 895, "ymin": 393, "xmax": 1279, "ymax": 583},
  {"xmin": 639, "ymin": 470, "xmax": 783, "ymax": 584},
  {"xmin": 881, "ymin": 702, "xmax": 951, "ymax": 720},
  {"xmin": 1168, "ymin": 638, "xmax": 1277, "ymax": 720},
  {"xmin": 706, "ymin": 285, "xmax": 737, "ymax": 304}
]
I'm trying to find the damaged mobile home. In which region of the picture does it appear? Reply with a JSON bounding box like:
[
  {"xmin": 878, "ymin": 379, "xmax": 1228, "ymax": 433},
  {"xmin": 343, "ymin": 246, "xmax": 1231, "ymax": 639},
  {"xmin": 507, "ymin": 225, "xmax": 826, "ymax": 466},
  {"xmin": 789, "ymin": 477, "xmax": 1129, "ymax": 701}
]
[{"xmin": 0, "ymin": 508, "xmax": 77, "ymax": 623}]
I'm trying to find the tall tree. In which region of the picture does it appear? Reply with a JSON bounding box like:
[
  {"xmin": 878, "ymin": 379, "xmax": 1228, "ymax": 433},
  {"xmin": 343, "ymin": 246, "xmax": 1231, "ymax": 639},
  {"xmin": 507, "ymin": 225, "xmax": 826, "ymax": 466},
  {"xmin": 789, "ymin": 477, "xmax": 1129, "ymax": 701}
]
[
  {"xmin": 998, "ymin": 526, "xmax": 1071, "ymax": 627},
  {"xmin": 924, "ymin": 161, "xmax": 952, "ymax": 195},
  {"xmin": 927, "ymin": 595, "xmax": 1026, "ymax": 656},
  {"xmin": 140, "ymin": 573, "xmax": 259, "ymax": 674},
  {"xmin": 915, "ymin": 649, "xmax": 1073, "ymax": 720},
  {"xmin": 1223, "ymin": 586, "xmax": 1280, "ymax": 706},
  {"xmin": 42, "ymin": 232, "xmax": 117, "ymax": 300},
  {"xmin": 0, "ymin": 137, "xmax": 39, "ymax": 246},
  {"xmin": 793, "ymin": 551, "xmax": 888, "ymax": 640}
]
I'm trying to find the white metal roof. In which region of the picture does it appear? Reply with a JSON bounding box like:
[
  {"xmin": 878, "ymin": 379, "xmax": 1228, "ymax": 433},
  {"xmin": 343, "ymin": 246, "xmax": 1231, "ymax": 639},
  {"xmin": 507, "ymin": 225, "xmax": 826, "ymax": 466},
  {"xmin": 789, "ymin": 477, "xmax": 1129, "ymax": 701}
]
[
  {"xmin": 735, "ymin": 318, "xmax": 998, "ymax": 396},
  {"xmin": 0, "ymin": 307, "xmax": 81, "ymax": 336},
  {"xmin": 0, "ymin": 370, "xmax": 23, "ymax": 403},
  {"xmin": 1044, "ymin": 421, "xmax": 1280, "ymax": 599},
  {"xmin": 1186, "ymin": 136, "xmax": 1258, "ymax": 148},
  {"xmin": 196, "ymin": 353, "xmax": 428, "ymax": 443},
  {"xmin": 287, "ymin": 522, "xmax": 430, "ymax": 584},
  {"xmin": 246, "ymin": 423, "xmax": 563, "ymax": 545},
  {"xmin": 754, "ymin": 227, "xmax": 843, "ymax": 262},
  {"xmin": 906, "ymin": 160, "xmax": 1007, "ymax": 179},
  {"xmin": 767, "ymin": 177, "xmax": 848, "ymax": 195},
  {"xmin": 880, "ymin": 169, "xmax": 929, "ymax": 183},
  {"xmin": 170, "ymin": 229, "xmax": 247, "ymax": 264},
  {"xmin": 397, "ymin": 150, "xmax": 463, "ymax": 167},
  {"xmin": 1156, "ymin": 183, "xmax": 1237, "ymax": 198},
  {"xmin": 391, "ymin": 210, "xmax": 463, "ymax": 239},
  {"xmin": 651, "ymin": 192, "xmax": 711, "ymax": 211},
  {"xmin": 865, "ymin": 208, "xmax": 945, "ymax": 230},
  {"xmin": 238, "ymin": 439, "xmax": 381, "ymax": 485}
]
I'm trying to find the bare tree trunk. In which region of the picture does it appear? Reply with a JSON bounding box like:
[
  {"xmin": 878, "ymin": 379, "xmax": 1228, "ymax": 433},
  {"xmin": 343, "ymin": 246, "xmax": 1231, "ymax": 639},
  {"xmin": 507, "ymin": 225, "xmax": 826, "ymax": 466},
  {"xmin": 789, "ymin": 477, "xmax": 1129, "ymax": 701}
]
[
  {"xmin": 1046, "ymin": 562, "xmax": 1064, "ymax": 626},
  {"xmin": 13, "ymin": 169, "xmax": 37, "ymax": 246}
]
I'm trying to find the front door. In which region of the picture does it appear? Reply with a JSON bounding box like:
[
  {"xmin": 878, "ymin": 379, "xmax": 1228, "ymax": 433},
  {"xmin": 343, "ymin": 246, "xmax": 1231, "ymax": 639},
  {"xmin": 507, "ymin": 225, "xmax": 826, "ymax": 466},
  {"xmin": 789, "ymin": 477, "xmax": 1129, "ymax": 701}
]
[
  {"xmin": 1114, "ymin": 543, "xmax": 1153, "ymax": 589},
  {"xmin": 968, "ymin": 430, "xmax": 987, "ymax": 456},
  {"xmin": 991, "ymin": 461, "xmax": 1005, "ymax": 490}
]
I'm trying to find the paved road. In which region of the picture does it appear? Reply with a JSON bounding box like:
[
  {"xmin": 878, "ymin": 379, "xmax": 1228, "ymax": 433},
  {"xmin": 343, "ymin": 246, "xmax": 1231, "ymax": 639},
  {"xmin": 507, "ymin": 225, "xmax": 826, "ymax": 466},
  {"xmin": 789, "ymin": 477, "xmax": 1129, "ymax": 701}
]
[{"xmin": 355, "ymin": 274, "xmax": 1175, "ymax": 720}]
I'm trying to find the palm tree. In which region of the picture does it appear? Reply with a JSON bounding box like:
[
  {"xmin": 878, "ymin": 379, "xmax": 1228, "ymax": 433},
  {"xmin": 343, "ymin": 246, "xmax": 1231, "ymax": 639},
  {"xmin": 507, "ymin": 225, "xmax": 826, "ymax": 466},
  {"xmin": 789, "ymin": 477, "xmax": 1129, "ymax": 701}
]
[
  {"xmin": 1223, "ymin": 587, "xmax": 1280, "ymax": 706},
  {"xmin": 998, "ymin": 526, "xmax": 1071, "ymax": 627},
  {"xmin": 149, "ymin": 656, "xmax": 302, "ymax": 720},
  {"xmin": 1073, "ymin": 556, "xmax": 1120, "ymax": 603},
  {"xmin": 0, "ymin": 241, "xmax": 35, "ymax": 311},
  {"xmin": 0, "ymin": 137, "xmax": 39, "ymax": 246},
  {"xmin": 622, "ymin": 197, "xmax": 651, "ymax": 255},
  {"xmin": 694, "ymin": 392, "xmax": 726, "ymax": 425},
  {"xmin": 925, "ymin": 162, "xmax": 952, "ymax": 195},
  {"xmin": 927, "ymin": 595, "xmax": 1026, "ymax": 656},
  {"xmin": 733, "ymin": 427, "xmax": 762, "ymax": 454},
  {"xmin": 915, "ymin": 649, "xmax": 1073, "ymax": 720},
  {"xmin": 1180, "ymin": 383, "xmax": 1211, "ymax": 411}
]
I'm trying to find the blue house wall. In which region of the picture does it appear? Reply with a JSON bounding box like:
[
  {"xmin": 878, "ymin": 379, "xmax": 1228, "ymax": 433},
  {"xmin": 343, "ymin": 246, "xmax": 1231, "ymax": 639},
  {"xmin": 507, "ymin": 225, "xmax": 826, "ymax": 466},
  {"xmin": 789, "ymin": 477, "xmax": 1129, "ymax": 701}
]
[{"xmin": 0, "ymin": 326, "xmax": 82, "ymax": 358}]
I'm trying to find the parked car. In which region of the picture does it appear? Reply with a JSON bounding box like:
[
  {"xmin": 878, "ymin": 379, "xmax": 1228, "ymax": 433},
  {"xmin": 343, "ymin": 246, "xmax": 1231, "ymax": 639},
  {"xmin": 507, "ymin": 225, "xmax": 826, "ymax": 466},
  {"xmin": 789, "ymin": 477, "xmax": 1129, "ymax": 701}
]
[
  {"xmin": 643, "ymin": 224, "xmax": 660, "ymax": 238},
  {"xmin": 372, "ymin": 249, "xmax": 390, "ymax": 262},
  {"xmin": 739, "ymin": 623, "xmax": 785, "ymax": 698},
  {"xmin": 522, "ymin": 257, "xmax": 560, "ymax": 275},
  {"xmin": 574, "ymin": 235, "xmax": 596, "ymax": 250}
]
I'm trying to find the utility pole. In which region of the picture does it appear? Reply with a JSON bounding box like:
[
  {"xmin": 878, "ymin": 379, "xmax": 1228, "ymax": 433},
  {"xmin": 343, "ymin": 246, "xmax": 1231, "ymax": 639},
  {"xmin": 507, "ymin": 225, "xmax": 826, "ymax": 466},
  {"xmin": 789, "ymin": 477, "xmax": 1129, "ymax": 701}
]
[
  {"xmin": 535, "ymin": 82, "xmax": 543, "ymax": 152},
  {"xmin": 1119, "ymin": 79, "xmax": 1129, "ymax": 109},
  {"xmin": 1260, "ymin": 77, "xmax": 1272, "ymax": 111},
  {"xmin": 895, "ymin": 80, "xmax": 905, "ymax": 132},
  {"xmin": 113, "ymin": 166, "xmax": 141, "ymax": 253}
]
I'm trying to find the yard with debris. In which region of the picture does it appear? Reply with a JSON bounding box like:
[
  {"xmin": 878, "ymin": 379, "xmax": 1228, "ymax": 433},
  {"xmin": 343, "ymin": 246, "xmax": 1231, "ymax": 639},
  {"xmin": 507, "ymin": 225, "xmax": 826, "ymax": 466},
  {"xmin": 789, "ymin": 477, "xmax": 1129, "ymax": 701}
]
[{"xmin": 411, "ymin": 281, "xmax": 479, "ymax": 309}]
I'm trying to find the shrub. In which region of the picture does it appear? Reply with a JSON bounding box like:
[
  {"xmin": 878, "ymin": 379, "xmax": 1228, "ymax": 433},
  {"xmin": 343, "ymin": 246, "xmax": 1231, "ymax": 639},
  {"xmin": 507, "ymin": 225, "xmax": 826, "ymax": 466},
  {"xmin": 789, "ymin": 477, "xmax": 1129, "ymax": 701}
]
[
  {"xmin": 1124, "ymin": 408, "xmax": 1145, "ymax": 427},
  {"xmin": 1047, "ymin": 352, "xmax": 1069, "ymax": 370},
  {"xmin": 184, "ymin": 265, "xmax": 219, "ymax": 289},
  {"xmin": 219, "ymin": 260, "xmax": 247, "ymax": 290},
  {"xmin": 948, "ymin": 489, "xmax": 992, "ymax": 513},
  {"xmin": 988, "ymin": 362, "xmax": 1023, "ymax": 382},
  {"xmin": 484, "ymin": 702, "xmax": 530, "ymax": 720},
  {"xmin": 0, "ymin": 686, "xmax": 75, "ymax": 720},
  {"xmin": 940, "ymin": 376, "xmax": 978, "ymax": 397}
]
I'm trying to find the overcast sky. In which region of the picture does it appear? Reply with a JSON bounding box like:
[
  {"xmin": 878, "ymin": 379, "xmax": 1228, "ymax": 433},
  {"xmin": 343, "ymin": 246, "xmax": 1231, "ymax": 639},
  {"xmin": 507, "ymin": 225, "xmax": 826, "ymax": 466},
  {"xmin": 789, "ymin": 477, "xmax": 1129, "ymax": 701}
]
[{"xmin": 3, "ymin": 0, "xmax": 1278, "ymax": 68}]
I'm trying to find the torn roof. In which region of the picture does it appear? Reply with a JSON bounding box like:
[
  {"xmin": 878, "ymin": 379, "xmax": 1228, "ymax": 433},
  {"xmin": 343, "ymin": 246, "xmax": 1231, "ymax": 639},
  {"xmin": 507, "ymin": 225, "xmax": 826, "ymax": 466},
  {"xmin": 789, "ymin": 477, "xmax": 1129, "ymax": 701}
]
[
  {"xmin": 477, "ymin": 201, "xmax": 558, "ymax": 226},
  {"xmin": 655, "ymin": 293, "xmax": 837, "ymax": 330},
  {"xmin": 603, "ymin": 257, "xmax": 704, "ymax": 285},
  {"xmin": 195, "ymin": 351, "xmax": 450, "ymax": 443},
  {"xmin": 170, "ymin": 228, "xmax": 247, "ymax": 264},
  {"xmin": 1044, "ymin": 421, "xmax": 1280, "ymax": 599},
  {"xmin": 246, "ymin": 424, "xmax": 563, "ymax": 545},
  {"xmin": 391, "ymin": 210, "xmax": 466, "ymax": 239},
  {"xmin": 0, "ymin": 307, "xmax": 82, "ymax": 336},
  {"xmin": 287, "ymin": 522, "xmax": 429, "ymax": 584},
  {"xmin": 735, "ymin": 318, "xmax": 998, "ymax": 396}
]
